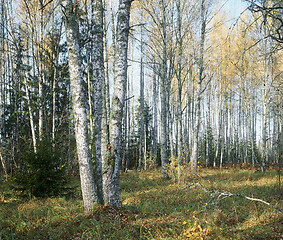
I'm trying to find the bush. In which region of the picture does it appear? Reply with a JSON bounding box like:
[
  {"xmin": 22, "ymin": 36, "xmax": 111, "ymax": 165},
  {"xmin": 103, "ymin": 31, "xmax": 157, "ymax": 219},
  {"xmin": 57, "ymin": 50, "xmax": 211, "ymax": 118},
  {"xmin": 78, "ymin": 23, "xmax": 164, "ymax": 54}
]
[{"xmin": 14, "ymin": 139, "xmax": 69, "ymax": 198}]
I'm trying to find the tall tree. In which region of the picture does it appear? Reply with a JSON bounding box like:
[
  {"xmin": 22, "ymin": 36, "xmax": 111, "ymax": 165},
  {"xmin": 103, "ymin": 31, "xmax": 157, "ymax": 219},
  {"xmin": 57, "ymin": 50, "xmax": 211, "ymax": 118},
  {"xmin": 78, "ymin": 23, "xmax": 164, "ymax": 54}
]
[
  {"xmin": 190, "ymin": 0, "xmax": 207, "ymax": 174},
  {"xmin": 91, "ymin": 0, "xmax": 104, "ymax": 204},
  {"xmin": 104, "ymin": 0, "xmax": 132, "ymax": 208},
  {"xmin": 138, "ymin": 10, "xmax": 145, "ymax": 171},
  {"xmin": 38, "ymin": 0, "xmax": 44, "ymax": 140},
  {"xmin": 63, "ymin": 0, "xmax": 98, "ymax": 213},
  {"xmin": 176, "ymin": 0, "xmax": 183, "ymax": 183}
]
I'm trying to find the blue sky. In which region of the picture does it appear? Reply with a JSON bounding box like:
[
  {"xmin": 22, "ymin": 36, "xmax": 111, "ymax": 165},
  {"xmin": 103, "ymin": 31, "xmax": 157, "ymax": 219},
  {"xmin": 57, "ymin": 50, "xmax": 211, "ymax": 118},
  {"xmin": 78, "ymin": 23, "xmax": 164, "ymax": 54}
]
[{"xmin": 223, "ymin": 0, "xmax": 248, "ymax": 19}]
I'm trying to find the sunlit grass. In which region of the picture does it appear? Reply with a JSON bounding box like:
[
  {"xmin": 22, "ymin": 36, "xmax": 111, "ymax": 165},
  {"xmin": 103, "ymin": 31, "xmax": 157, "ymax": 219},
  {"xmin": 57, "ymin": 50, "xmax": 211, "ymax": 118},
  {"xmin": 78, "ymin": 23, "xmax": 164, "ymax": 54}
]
[{"xmin": 0, "ymin": 168, "xmax": 282, "ymax": 239}]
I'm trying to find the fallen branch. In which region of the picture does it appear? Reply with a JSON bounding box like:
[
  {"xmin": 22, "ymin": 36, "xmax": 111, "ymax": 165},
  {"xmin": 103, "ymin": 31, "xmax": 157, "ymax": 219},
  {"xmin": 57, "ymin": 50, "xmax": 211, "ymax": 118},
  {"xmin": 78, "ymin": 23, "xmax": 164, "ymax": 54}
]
[{"xmin": 183, "ymin": 183, "xmax": 283, "ymax": 214}]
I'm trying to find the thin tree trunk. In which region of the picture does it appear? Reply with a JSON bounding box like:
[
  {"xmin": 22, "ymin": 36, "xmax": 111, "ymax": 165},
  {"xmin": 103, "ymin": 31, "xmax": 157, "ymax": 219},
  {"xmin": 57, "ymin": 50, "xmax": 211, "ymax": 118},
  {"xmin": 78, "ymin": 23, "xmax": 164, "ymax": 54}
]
[
  {"xmin": 261, "ymin": 21, "xmax": 269, "ymax": 172},
  {"xmin": 239, "ymin": 104, "xmax": 242, "ymax": 165},
  {"xmin": 227, "ymin": 96, "xmax": 232, "ymax": 164},
  {"xmin": 122, "ymin": 92, "xmax": 128, "ymax": 172},
  {"xmin": 38, "ymin": 0, "xmax": 44, "ymax": 139},
  {"xmin": 105, "ymin": 0, "xmax": 131, "ymax": 208},
  {"xmin": 52, "ymin": 22, "xmax": 62, "ymax": 143},
  {"xmin": 160, "ymin": 0, "xmax": 169, "ymax": 178},
  {"xmin": 110, "ymin": 4, "xmax": 117, "ymax": 84},
  {"xmin": 101, "ymin": 0, "xmax": 111, "ymax": 202},
  {"xmin": 191, "ymin": 0, "xmax": 206, "ymax": 174},
  {"xmin": 24, "ymin": 39, "xmax": 37, "ymax": 153},
  {"xmin": 207, "ymin": 87, "xmax": 213, "ymax": 166},
  {"xmin": 139, "ymin": 19, "xmax": 145, "ymax": 171},
  {"xmin": 176, "ymin": 0, "xmax": 183, "ymax": 183},
  {"xmin": 0, "ymin": 2, "xmax": 6, "ymax": 174},
  {"xmin": 214, "ymin": 96, "xmax": 221, "ymax": 167},
  {"xmin": 152, "ymin": 62, "xmax": 158, "ymax": 167},
  {"xmin": 220, "ymin": 106, "xmax": 224, "ymax": 168}
]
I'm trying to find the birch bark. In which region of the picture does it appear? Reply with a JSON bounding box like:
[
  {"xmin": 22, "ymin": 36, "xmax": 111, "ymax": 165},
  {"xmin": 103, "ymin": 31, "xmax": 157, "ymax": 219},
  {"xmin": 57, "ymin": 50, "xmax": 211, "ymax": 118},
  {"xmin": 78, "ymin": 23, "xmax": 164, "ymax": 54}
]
[
  {"xmin": 139, "ymin": 19, "xmax": 145, "ymax": 171},
  {"xmin": 191, "ymin": 0, "xmax": 206, "ymax": 174},
  {"xmin": 52, "ymin": 22, "xmax": 62, "ymax": 143},
  {"xmin": 38, "ymin": 0, "xmax": 44, "ymax": 139},
  {"xmin": 24, "ymin": 39, "xmax": 37, "ymax": 153},
  {"xmin": 91, "ymin": 0, "xmax": 104, "ymax": 204},
  {"xmin": 176, "ymin": 0, "xmax": 183, "ymax": 183},
  {"xmin": 160, "ymin": 0, "xmax": 169, "ymax": 178},
  {"xmin": 101, "ymin": 0, "xmax": 111, "ymax": 203},
  {"xmin": 105, "ymin": 0, "xmax": 131, "ymax": 208},
  {"xmin": 261, "ymin": 20, "xmax": 269, "ymax": 172},
  {"xmin": 152, "ymin": 62, "xmax": 158, "ymax": 167},
  {"xmin": 63, "ymin": 0, "xmax": 98, "ymax": 213}
]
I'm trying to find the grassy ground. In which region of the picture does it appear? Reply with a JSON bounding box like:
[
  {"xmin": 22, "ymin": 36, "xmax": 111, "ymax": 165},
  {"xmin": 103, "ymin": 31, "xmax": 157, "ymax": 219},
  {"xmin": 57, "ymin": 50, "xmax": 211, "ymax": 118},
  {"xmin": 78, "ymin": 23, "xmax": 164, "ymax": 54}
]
[{"xmin": 0, "ymin": 168, "xmax": 282, "ymax": 239}]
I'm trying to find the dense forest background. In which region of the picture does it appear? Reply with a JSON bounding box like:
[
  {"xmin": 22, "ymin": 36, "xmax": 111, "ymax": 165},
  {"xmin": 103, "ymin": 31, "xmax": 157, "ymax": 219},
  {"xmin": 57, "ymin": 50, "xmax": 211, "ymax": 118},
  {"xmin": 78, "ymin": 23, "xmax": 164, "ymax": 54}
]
[
  {"xmin": 0, "ymin": 1, "xmax": 282, "ymax": 238},
  {"xmin": 0, "ymin": 0, "xmax": 281, "ymax": 181}
]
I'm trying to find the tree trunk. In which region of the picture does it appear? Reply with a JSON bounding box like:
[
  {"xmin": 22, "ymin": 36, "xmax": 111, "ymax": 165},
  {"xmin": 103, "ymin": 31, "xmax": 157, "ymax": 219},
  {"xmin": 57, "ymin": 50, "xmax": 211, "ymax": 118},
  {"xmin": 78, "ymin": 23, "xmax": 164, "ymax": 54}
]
[
  {"xmin": 38, "ymin": 0, "xmax": 44, "ymax": 140},
  {"xmin": 105, "ymin": 0, "xmax": 131, "ymax": 208},
  {"xmin": 160, "ymin": 0, "xmax": 169, "ymax": 178},
  {"xmin": 0, "ymin": 3, "xmax": 6, "ymax": 174},
  {"xmin": 24, "ymin": 39, "xmax": 37, "ymax": 153},
  {"xmin": 191, "ymin": 0, "xmax": 206, "ymax": 174},
  {"xmin": 101, "ymin": 0, "xmax": 111, "ymax": 202},
  {"xmin": 261, "ymin": 21, "xmax": 269, "ymax": 172},
  {"xmin": 176, "ymin": 0, "xmax": 183, "ymax": 183},
  {"xmin": 152, "ymin": 62, "xmax": 158, "ymax": 167},
  {"xmin": 52, "ymin": 22, "xmax": 62, "ymax": 143},
  {"xmin": 91, "ymin": 0, "xmax": 104, "ymax": 204},
  {"xmin": 139, "ymin": 19, "xmax": 145, "ymax": 171},
  {"xmin": 63, "ymin": 0, "xmax": 98, "ymax": 213}
]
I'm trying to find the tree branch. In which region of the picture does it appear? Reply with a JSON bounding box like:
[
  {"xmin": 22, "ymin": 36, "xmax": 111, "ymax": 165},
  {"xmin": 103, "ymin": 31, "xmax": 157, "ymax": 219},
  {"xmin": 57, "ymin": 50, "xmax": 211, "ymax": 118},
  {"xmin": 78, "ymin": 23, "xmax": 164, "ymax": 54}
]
[
  {"xmin": 39, "ymin": 0, "xmax": 54, "ymax": 10},
  {"xmin": 182, "ymin": 183, "xmax": 283, "ymax": 213}
]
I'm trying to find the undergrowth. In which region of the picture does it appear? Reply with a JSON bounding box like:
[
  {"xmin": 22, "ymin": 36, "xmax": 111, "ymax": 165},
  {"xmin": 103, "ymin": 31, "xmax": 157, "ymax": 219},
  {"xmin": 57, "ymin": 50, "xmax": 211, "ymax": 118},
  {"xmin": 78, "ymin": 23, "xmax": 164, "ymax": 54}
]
[{"xmin": 0, "ymin": 168, "xmax": 282, "ymax": 239}]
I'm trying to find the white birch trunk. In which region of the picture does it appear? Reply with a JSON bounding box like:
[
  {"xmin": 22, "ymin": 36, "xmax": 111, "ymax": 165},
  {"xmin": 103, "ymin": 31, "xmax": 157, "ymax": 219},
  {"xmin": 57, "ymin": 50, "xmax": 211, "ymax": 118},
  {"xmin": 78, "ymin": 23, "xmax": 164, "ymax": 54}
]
[
  {"xmin": 63, "ymin": 0, "xmax": 98, "ymax": 213},
  {"xmin": 139, "ymin": 19, "xmax": 145, "ymax": 171},
  {"xmin": 24, "ymin": 39, "xmax": 37, "ymax": 153},
  {"xmin": 176, "ymin": 0, "xmax": 183, "ymax": 183},
  {"xmin": 0, "ymin": 7, "xmax": 6, "ymax": 174},
  {"xmin": 52, "ymin": 22, "xmax": 62, "ymax": 143},
  {"xmin": 160, "ymin": 0, "xmax": 169, "ymax": 178},
  {"xmin": 105, "ymin": 0, "xmax": 131, "ymax": 208},
  {"xmin": 261, "ymin": 22, "xmax": 269, "ymax": 172},
  {"xmin": 152, "ymin": 62, "xmax": 158, "ymax": 167},
  {"xmin": 38, "ymin": 2, "xmax": 44, "ymax": 139},
  {"xmin": 101, "ymin": 0, "xmax": 111, "ymax": 204},
  {"xmin": 91, "ymin": 0, "xmax": 104, "ymax": 204},
  {"xmin": 191, "ymin": 0, "xmax": 206, "ymax": 174}
]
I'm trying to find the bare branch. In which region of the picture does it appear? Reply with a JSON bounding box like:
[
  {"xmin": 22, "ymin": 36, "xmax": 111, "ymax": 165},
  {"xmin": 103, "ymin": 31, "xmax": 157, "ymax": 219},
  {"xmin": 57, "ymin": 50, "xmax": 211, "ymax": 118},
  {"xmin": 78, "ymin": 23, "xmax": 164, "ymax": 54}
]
[{"xmin": 183, "ymin": 183, "xmax": 283, "ymax": 213}]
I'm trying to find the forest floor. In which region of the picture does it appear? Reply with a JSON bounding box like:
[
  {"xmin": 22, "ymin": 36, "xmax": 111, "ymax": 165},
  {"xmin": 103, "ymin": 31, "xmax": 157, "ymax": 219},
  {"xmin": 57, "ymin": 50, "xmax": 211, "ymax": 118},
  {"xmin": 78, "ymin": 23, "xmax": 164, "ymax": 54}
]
[{"xmin": 0, "ymin": 168, "xmax": 282, "ymax": 239}]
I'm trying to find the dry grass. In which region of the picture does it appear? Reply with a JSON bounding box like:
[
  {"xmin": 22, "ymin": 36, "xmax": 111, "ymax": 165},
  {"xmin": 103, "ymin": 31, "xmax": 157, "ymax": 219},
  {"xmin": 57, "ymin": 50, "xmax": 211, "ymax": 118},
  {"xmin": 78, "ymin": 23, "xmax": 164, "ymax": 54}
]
[{"xmin": 0, "ymin": 168, "xmax": 282, "ymax": 239}]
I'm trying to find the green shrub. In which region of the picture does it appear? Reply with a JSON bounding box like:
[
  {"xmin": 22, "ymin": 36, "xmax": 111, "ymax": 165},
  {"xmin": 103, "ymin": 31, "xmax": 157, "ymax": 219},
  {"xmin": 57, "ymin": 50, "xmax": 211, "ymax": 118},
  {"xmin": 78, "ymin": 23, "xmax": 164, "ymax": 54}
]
[{"xmin": 14, "ymin": 139, "xmax": 69, "ymax": 198}]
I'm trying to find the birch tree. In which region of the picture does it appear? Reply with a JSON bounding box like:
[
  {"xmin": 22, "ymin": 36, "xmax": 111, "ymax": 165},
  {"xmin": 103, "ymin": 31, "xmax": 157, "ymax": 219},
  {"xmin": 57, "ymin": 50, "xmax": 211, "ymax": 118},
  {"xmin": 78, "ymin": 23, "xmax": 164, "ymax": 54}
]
[
  {"xmin": 91, "ymin": 0, "xmax": 104, "ymax": 204},
  {"xmin": 138, "ymin": 10, "xmax": 145, "ymax": 171},
  {"xmin": 190, "ymin": 0, "xmax": 207, "ymax": 174},
  {"xmin": 0, "ymin": 0, "xmax": 8, "ymax": 174},
  {"xmin": 104, "ymin": 0, "xmax": 132, "ymax": 208},
  {"xmin": 38, "ymin": 0, "xmax": 44, "ymax": 140},
  {"xmin": 176, "ymin": 0, "xmax": 183, "ymax": 183},
  {"xmin": 63, "ymin": 0, "xmax": 98, "ymax": 213}
]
